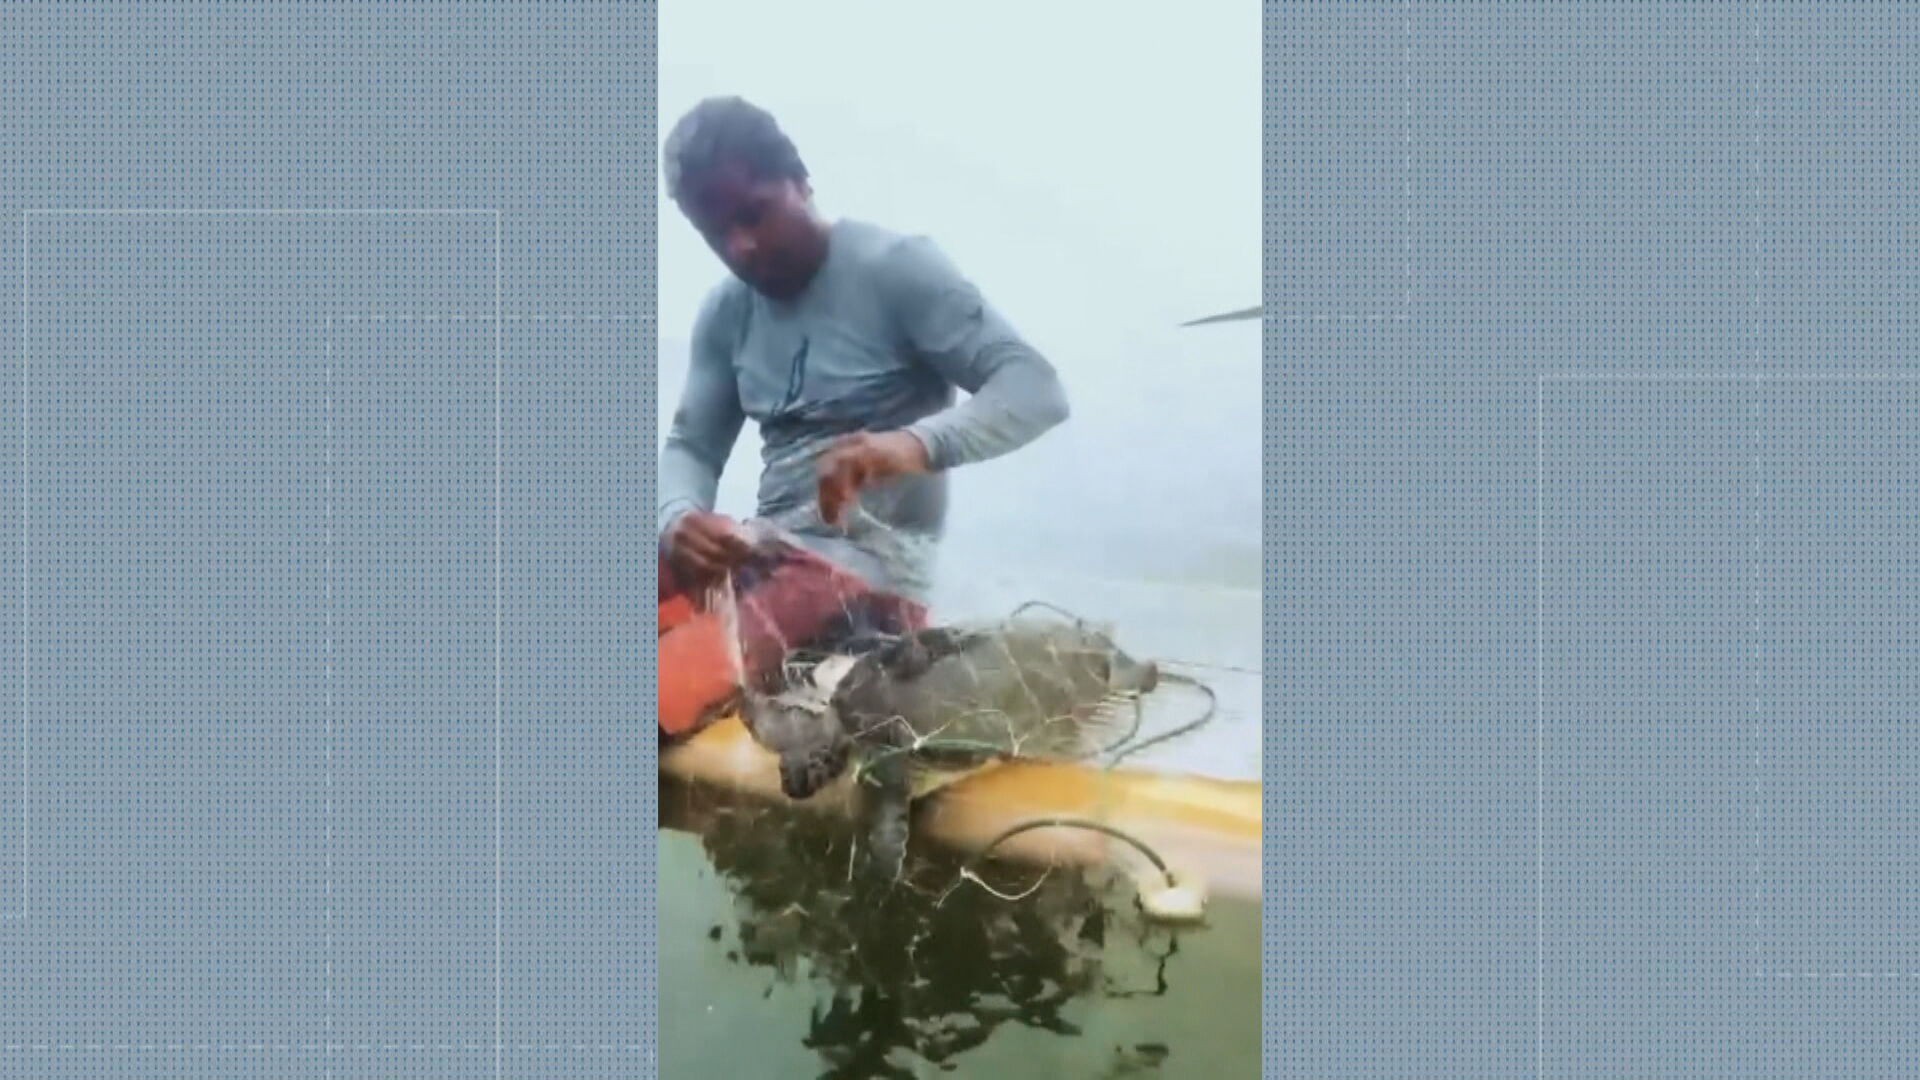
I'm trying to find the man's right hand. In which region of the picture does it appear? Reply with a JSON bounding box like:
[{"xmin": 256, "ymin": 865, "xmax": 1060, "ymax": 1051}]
[{"xmin": 665, "ymin": 510, "xmax": 755, "ymax": 586}]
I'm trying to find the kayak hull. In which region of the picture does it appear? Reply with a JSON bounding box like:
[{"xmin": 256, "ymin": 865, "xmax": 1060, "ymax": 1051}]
[{"xmin": 660, "ymin": 714, "xmax": 1263, "ymax": 901}]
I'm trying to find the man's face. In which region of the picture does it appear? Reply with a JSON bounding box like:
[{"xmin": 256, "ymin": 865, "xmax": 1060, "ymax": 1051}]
[{"xmin": 678, "ymin": 162, "xmax": 821, "ymax": 299}]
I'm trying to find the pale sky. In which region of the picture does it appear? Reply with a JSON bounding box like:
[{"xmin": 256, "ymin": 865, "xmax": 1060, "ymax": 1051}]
[
  {"xmin": 657, "ymin": 0, "xmax": 1263, "ymax": 585},
  {"xmin": 658, "ymin": 0, "xmax": 1262, "ymax": 355}
]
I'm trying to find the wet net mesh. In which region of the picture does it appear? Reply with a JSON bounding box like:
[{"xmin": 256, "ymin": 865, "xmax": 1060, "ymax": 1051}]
[
  {"xmin": 667, "ymin": 523, "xmax": 1227, "ymax": 1076},
  {"xmin": 698, "ymin": 523, "xmax": 1217, "ymax": 785}
]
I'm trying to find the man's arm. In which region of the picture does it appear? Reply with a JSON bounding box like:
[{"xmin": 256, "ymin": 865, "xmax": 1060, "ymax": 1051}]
[
  {"xmin": 884, "ymin": 236, "xmax": 1070, "ymax": 471},
  {"xmin": 659, "ymin": 292, "xmax": 747, "ymax": 542}
]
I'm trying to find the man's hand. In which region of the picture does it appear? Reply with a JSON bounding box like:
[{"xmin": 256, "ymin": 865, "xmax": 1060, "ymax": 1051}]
[
  {"xmin": 817, "ymin": 430, "xmax": 931, "ymax": 528},
  {"xmin": 665, "ymin": 509, "xmax": 754, "ymax": 587}
]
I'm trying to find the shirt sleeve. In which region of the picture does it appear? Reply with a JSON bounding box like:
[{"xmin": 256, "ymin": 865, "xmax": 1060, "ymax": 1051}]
[
  {"xmin": 658, "ymin": 288, "xmax": 747, "ymax": 542},
  {"xmin": 883, "ymin": 236, "xmax": 1071, "ymax": 472}
]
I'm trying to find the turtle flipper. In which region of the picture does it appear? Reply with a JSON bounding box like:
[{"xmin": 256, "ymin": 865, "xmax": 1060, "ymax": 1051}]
[
  {"xmin": 777, "ymin": 733, "xmax": 849, "ymax": 801},
  {"xmin": 858, "ymin": 746, "xmax": 913, "ymax": 880},
  {"xmin": 867, "ymin": 791, "xmax": 910, "ymax": 881}
]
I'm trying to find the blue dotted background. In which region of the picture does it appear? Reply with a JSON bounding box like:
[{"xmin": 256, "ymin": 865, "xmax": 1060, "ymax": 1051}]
[
  {"xmin": 1272, "ymin": 2, "xmax": 1920, "ymax": 1078},
  {"xmin": 0, "ymin": 5, "xmax": 653, "ymax": 1078}
]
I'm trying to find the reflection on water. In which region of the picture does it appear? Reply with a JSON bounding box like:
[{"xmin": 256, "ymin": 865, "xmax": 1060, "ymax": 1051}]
[{"xmin": 660, "ymin": 776, "xmax": 1259, "ymax": 1078}]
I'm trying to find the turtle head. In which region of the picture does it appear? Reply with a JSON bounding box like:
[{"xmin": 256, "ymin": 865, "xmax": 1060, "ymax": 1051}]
[
  {"xmin": 1073, "ymin": 624, "xmax": 1158, "ymax": 696},
  {"xmin": 1115, "ymin": 650, "xmax": 1160, "ymax": 695},
  {"xmin": 743, "ymin": 689, "xmax": 852, "ymax": 796},
  {"xmin": 738, "ymin": 655, "xmax": 868, "ymax": 800}
]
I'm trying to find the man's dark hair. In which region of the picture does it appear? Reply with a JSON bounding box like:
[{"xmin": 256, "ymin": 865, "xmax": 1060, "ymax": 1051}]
[{"xmin": 663, "ymin": 96, "xmax": 809, "ymax": 203}]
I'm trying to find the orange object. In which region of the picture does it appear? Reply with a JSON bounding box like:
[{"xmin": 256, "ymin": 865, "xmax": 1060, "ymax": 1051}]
[
  {"xmin": 658, "ymin": 607, "xmax": 745, "ymax": 738},
  {"xmin": 659, "ymin": 593, "xmax": 698, "ymax": 636},
  {"xmin": 656, "ymin": 547, "xmax": 925, "ymax": 739}
]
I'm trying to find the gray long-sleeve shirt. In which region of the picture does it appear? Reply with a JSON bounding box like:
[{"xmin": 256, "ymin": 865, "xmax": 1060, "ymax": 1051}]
[{"xmin": 659, "ymin": 218, "xmax": 1070, "ymax": 601}]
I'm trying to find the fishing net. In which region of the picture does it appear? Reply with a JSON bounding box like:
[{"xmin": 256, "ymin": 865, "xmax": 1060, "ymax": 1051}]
[
  {"xmin": 656, "ymin": 520, "xmax": 928, "ymax": 742},
  {"xmin": 659, "ymin": 525, "xmax": 1230, "ymax": 1074},
  {"xmin": 682, "ymin": 522, "xmax": 1218, "ymax": 783}
]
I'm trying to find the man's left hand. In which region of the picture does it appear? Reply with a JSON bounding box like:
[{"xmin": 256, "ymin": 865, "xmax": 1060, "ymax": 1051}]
[{"xmin": 817, "ymin": 430, "xmax": 931, "ymax": 528}]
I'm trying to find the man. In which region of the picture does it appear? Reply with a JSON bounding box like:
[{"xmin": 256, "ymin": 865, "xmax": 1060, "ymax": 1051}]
[{"xmin": 658, "ymin": 95, "xmax": 1070, "ymax": 605}]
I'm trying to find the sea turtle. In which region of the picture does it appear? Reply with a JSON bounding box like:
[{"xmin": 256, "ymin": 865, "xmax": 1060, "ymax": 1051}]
[{"xmin": 742, "ymin": 612, "xmax": 1160, "ymax": 878}]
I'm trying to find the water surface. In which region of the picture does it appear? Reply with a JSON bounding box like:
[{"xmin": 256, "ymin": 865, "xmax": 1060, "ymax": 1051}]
[{"xmin": 660, "ymin": 777, "xmax": 1261, "ymax": 1078}]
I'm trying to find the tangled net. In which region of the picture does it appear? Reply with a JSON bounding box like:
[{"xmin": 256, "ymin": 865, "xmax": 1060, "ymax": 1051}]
[
  {"xmin": 706, "ymin": 527, "xmax": 1218, "ymax": 765},
  {"xmin": 698, "ymin": 525, "xmax": 1221, "ymax": 896}
]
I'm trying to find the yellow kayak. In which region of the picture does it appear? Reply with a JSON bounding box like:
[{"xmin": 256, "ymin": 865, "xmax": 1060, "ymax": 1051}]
[{"xmin": 661, "ymin": 713, "xmax": 1263, "ymax": 903}]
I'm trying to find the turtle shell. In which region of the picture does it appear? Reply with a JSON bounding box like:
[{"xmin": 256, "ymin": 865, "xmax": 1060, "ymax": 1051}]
[{"xmin": 826, "ymin": 618, "xmax": 1155, "ymax": 797}]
